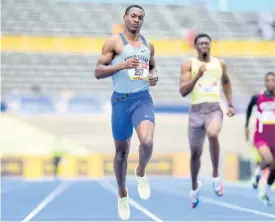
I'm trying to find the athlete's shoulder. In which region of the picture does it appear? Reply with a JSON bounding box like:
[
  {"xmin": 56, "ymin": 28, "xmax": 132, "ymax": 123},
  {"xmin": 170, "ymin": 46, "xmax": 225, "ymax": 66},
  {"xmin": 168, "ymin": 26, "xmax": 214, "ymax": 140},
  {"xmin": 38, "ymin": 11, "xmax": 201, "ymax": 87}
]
[
  {"xmin": 183, "ymin": 58, "xmax": 195, "ymax": 68},
  {"xmin": 185, "ymin": 57, "xmax": 197, "ymax": 63},
  {"xmin": 251, "ymin": 94, "xmax": 259, "ymax": 101},
  {"xmin": 101, "ymin": 34, "xmax": 123, "ymax": 54},
  {"xmin": 181, "ymin": 58, "xmax": 192, "ymax": 71},
  {"xmin": 106, "ymin": 34, "xmax": 121, "ymax": 44},
  {"xmin": 214, "ymin": 57, "xmax": 226, "ymax": 65},
  {"xmin": 214, "ymin": 57, "xmax": 227, "ymax": 72},
  {"xmin": 252, "ymin": 94, "xmax": 260, "ymax": 105},
  {"xmin": 181, "ymin": 57, "xmax": 193, "ymax": 64}
]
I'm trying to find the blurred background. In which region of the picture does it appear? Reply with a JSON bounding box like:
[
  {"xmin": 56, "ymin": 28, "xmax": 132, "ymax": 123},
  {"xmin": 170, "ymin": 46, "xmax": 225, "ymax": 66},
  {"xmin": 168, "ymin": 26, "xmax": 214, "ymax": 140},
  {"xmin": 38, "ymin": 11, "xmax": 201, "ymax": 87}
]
[{"xmin": 1, "ymin": 0, "xmax": 275, "ymax": 182}]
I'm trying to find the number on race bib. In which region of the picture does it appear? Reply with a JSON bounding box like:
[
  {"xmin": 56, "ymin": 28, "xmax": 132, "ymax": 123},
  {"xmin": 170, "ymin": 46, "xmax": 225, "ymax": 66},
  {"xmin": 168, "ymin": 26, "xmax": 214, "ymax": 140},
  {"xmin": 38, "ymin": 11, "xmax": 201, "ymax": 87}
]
[
  {"xmin": 128, "ymin": 67, "xmax": 149, "ymax": 80},
  {"xmin": 198, "ymin": 78, "xmax": 218, "ymax": 95}
]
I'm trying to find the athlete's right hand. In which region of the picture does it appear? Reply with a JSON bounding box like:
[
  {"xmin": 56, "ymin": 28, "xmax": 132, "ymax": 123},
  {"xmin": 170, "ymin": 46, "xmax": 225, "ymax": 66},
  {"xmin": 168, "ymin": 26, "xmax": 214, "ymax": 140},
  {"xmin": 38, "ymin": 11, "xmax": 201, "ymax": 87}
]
[
  {"xmin": 123, "ymin": 58, "xmax": 140, "ymax": 69},
  {"xmin": 245, "ymin": 127, "xmax": 250, "ymax": 141},
  {"xmin": 197, "ymin": 63, "xmax": 206, "ymax": 78}
]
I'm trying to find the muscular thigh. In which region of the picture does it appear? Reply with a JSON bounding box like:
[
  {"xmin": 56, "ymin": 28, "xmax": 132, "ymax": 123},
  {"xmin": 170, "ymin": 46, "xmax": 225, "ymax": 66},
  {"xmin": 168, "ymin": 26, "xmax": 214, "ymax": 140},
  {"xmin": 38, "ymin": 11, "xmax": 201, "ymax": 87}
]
[
  {"xmin": 188, "ymin": 111, "xmax": 206, "ymax": 148},
  {"xmin": 132, "ymin": 99, "xmax": 155, "ymax": 142},
  {"xmin": 205, "ymin": 107, "xmax": 223, "ymax": 137}
]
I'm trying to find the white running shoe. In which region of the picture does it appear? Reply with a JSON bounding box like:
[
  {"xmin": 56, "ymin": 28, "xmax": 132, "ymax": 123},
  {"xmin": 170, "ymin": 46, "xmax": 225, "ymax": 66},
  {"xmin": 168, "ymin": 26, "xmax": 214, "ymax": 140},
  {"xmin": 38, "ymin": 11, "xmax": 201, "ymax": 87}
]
[
  {"xmin": 190, "ymin": 181, "xmax": 202, "ymax": 208},
  {"xmin": 135, "ymin": 167, "xmax": 151, "ymax": 200},
  {"xmin": 213, "ymin": 177, "xmax": 224, "ymax": 196},
  {"xmin": 118, "ymin": 191, "xmax": 130, "ymax": 220}
]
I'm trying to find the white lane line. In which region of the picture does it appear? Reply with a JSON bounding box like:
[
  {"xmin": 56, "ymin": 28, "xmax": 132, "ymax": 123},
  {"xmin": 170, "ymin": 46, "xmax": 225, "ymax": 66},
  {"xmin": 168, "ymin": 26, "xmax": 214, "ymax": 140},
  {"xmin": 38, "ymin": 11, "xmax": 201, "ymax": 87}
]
[
  {"xmin": 98, "ymin": 179, "xmax": 163, "ymax": 222},
  {"xmin": 152, "ymin": 183, "xmax": 275, "ymax": 219},
  {"xmin": 21, "ymin": 182, "xmax": 71, "ymax": 222}
]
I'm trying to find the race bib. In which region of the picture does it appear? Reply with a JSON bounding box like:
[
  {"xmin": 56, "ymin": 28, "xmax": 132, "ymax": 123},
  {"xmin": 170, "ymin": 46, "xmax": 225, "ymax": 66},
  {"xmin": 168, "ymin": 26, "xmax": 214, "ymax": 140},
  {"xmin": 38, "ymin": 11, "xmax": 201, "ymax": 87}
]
[
  {"xmin": 262, "ymin": 110, "xmax": 275, "ymax": 124},
  {"xmin": 198, "ymin": 78, "xmax": 218, "ymax": 95},
  {"xmin": 128, "ymin": 62, "xmax": 149, "ymax": 81}
]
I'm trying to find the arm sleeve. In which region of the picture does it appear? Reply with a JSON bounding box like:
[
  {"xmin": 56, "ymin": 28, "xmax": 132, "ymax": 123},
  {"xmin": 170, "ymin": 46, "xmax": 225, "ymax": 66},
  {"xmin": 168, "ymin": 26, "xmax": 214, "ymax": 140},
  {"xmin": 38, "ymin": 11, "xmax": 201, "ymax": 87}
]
[{"xmin": 245, "ymin": 95, "xmax": 258, "ymax": 127}]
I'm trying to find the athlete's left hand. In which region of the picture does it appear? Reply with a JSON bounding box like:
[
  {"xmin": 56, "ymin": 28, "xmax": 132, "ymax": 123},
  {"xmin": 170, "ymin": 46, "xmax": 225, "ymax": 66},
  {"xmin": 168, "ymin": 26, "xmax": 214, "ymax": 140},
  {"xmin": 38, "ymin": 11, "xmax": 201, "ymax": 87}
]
[
  {"xmin": 227, "ymin": 106, "xmax": 235, "ymax": 117},
  {"xmin": 149, "ymin": 73, "xmax": 158, "ymax": 86}
]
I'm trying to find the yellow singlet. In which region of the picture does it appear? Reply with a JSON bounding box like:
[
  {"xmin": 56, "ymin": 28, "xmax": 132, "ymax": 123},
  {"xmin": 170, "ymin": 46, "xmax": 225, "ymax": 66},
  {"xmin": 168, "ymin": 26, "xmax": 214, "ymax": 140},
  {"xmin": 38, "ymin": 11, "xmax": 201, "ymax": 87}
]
[{"xmin": 190, "ymin": 57, "xmax": 223, "ymax": 105}]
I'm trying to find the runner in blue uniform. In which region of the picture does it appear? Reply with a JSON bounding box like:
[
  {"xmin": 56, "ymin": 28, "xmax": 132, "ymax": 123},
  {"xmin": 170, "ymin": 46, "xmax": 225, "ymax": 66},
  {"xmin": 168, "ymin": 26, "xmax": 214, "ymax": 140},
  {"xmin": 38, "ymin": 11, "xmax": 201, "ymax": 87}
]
[{"xmin": 94, "ymin": 5, "xmax": 158, "ymax": 220}]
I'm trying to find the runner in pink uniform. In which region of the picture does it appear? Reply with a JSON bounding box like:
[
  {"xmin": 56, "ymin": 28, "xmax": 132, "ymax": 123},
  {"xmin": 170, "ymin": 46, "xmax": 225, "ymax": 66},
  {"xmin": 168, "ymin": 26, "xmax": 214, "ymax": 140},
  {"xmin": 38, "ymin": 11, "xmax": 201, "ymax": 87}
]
[{"xmin": 245, "ymin": 72, "xmax": 275, "ymax": 205}]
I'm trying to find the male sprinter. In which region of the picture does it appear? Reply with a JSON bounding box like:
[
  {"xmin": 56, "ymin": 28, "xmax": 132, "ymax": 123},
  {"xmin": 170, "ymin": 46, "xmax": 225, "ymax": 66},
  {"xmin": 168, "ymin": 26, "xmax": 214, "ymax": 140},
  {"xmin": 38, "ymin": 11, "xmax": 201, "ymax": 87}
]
[
  {"xmin": 245, "ymin": 93, "xmax": 265, "ymax": 190},
  {"xmin": 245, "ymin": 72, "xmax": 275, "ymax": 205},
  {"xmin": 179, "ymin": 33, "xmax": 235, "ymax": 208},
  {"xmin": 94, "ymin": 5, "xmax": 158, "ymax": 220}
]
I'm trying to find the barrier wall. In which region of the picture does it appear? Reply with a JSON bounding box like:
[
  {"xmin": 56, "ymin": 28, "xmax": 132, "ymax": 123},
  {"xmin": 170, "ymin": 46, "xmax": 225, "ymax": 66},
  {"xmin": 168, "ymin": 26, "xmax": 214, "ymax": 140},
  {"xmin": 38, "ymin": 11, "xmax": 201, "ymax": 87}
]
[
  {"xmin": 2, "ymin": 36, "xmax": 275, "ymax": 56},
  {"xmin": 0, "ymin": 152, "xmax": 248, "ymax": 181},
  {"xmin": 3, "ymin": 94, "xmax": 250, "ymax": 114}
]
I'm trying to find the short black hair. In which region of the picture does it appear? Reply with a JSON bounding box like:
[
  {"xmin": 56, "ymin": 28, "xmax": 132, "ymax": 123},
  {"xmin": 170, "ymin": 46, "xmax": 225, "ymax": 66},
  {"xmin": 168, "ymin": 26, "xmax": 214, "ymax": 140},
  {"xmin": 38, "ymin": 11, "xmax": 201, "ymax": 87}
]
[
  {"xmin": 265, "ymin": 72, "xmax": 275, "ymax": 79},
  {"xmin": 194, "ymin": 33, "xmax": 212, "ymax": 45},
  {"xmin": 125, "ymin": 5, "xmax": 145, "ymax": 15}
]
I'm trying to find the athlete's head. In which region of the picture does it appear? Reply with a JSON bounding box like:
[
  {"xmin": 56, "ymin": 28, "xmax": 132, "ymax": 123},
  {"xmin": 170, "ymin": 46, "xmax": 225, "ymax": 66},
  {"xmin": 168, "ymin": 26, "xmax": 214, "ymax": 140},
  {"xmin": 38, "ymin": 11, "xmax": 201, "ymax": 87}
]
[
  {"xmin": 194, "ymin": 33, "xmax": 212, "ymax": 59},
  {"xmin": 123, "ymin": 5, "xmax": 145, "ymax": 34},
  {"xmin": 265, "ymin": 72, "xmax": 275, "ymax": 92}
]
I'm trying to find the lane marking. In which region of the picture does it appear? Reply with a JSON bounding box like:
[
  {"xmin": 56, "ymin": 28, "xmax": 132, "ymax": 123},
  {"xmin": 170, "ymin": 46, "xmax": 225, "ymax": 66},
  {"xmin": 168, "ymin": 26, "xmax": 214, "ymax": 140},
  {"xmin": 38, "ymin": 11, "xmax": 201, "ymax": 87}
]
[
  {"xmin": 201, "ymin": 196, "xmax": 275, "ymax": 219},
  {"xmin": 98, "ymin": 179, "xmax": 163, "ymax": 222},
  {"xmin": 21, "ymin": 182, "xmax": 71, "ymax": 222},
  {"xmin": 152, "ymin": 183, "xmax": 275, "ymax": 219}
]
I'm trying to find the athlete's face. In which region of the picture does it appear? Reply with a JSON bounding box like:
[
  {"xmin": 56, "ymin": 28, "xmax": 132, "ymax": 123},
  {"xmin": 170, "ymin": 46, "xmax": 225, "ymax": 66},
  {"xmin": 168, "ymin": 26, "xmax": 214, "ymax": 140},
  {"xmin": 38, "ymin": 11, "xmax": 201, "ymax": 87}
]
[
  {"xmin": 265, "ymin": 74, "xmax": 275, "ymax": 92},
  {"xmin": 195, "ymin": 37, "xmax": 211, "ymax": 57},
  {"xmin": 124, "ymin": 8, "xmax": 144, "ymax": 33}
]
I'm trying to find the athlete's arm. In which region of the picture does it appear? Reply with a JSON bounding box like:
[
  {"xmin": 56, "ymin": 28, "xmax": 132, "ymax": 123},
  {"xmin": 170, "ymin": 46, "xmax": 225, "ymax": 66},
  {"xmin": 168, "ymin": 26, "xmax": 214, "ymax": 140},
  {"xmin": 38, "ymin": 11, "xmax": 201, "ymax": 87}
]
[
  {"xmin": 94, "ymin": 36, "xmax": 139, "ymax": 79},
  {"xmin": 148, "ymin": 43, "xmax": 158, "ymax": 86},
  {"xmin": 149, "ymin": 43, "xmax": 156, "ymax": 73},
  {"xmin": 94, "ymin": 36, "xmax": 120, "ymax": 79},
  {"xmin": 220, "ymin": 59, "xmax": 233, "ymax": 106},
  {"xmin": 245, "ymin": 95, "xmax": 258, "ymax": 127},
  {"xmin": 179, "ymin": 60, "xmax": 200, "ymax": 97}
]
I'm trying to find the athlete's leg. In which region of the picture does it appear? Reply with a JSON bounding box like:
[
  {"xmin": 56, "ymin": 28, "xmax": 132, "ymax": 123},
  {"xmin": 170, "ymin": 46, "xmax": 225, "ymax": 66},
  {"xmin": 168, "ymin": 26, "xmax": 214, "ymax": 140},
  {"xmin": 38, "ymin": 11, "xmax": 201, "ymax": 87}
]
[
  {"xmin": 111, "ymin": 94, "xmax": 133, "ymax": 220},
  {"xmin": 131, "ymin": 97, "xmax": 155, "ymax": 177},
  {"xmin": 114, "ymin": 139, "xmax": 131, "ymax": 198},
  {"xmin": 254, "ymin": 162, "xmax": 262, "ymax": 176},
  {"xmin": 111, "ymin": 95, "xmax": 133, "ymax": 198},
  {"xmin": 255, "ymin": 147, "xmax": 263, "ymax": 173},
  {"xmin": 135, "ymin": 120, "xmax": 154, "ymax": 176},
  {"xmin": 257, "ymin": 144, "xmax": 274, "ymax": 205},
  {"xmin": 251, "ymin": 140, "xmax": 266, "ymax": 189},
  {"xmin": 267, "ymin": 159, "xmax": 275, "ymax": 190},
  {"xmin": 132, "ymin": 97, "xmax": 155, "ymax": 200},
  {"xmin": 188, "ymin": 111, "xmax": 206, "ymax": 190},
  {"xmin": 205, "ymin": 107, "xmax": 224, "ymax": 196},
  {"xmin": 188, "ymin": 110, "xmax": 205, "ymax": 208},
  {"xmin": 267, "ymin": 147, "xmax": 275, "ymax": 186},
  {"xmin": 205, "ymin": 111, "xmax": 223, "ymax": 178},
  {"xmin": 261, "ymin": 146, "xmax": 275, "ymax": 187},
  {"xmin": 252, "ymin": 160, "xmax": 263, "ymax": 189},
  {"xmin": 257, "ymin": 145, "xmax": 273, "ymax": 167}
]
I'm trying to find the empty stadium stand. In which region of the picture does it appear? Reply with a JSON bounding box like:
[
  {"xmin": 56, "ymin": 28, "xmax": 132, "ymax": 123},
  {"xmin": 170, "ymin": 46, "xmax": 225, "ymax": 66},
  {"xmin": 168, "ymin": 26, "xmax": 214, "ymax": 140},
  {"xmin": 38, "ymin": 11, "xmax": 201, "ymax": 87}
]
[
  {"xmin": 2, "ymin": 0, "xmax": 273, "ymax": 39},
  {"xmin": 3, "ymin": 52, "xmax": 274, "ymax": 104},
  {"xmin": 2, "ymin": 0, "xmax": 274, "ymax": 105}
]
